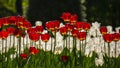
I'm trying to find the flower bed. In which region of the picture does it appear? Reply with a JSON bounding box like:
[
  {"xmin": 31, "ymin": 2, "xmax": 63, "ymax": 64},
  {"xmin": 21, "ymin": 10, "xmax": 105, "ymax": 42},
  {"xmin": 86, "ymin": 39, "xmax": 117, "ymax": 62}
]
[{"xmin": 0, "ymin": 12, "xmax": 120, "ymax": 68}]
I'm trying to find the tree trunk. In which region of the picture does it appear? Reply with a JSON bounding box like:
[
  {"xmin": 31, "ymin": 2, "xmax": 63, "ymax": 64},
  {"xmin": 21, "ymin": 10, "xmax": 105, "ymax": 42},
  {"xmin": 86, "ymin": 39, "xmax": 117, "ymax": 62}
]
[{"xmin": 16, "ymin": 0, "xmax": 23, "ymax": 15}]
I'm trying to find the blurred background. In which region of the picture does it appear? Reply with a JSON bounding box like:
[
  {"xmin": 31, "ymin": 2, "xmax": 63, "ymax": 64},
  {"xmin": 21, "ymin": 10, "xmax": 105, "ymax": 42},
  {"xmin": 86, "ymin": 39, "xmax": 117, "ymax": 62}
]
[{"xmin": 0, "ymin": 0, "xmax": 120, "ymax": 30}]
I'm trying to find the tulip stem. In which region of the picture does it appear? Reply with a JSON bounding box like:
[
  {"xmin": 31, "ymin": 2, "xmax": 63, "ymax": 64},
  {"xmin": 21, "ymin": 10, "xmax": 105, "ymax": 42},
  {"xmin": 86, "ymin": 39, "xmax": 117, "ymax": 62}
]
[
  {"xmin": 5, "ymin": 39, "xmax": 7, "ymax": 60},
  {"xmin": 13, "ymin": 36, "xmax": 15, "ymax": 59},
  {"xmin": 23, "ymin": 37, "xmax": 25, "ymax": 51},
  {"xmin": 82, "ymin": 41, "xmax": 83, "ymax": 53},
  {"xmin": 2, "ymin": 39, "xmax": 3, "ymax": 68},
  {"xmin": 73, "ymin": 37, "xmax": 77, "ymax": 66},
  {"xmin": 45, "ymin": 42, "xmax": 47, "ymax": 68},
  {"xmin": 66, "ymin": 37, "xmax": 67, "ymax": 48},
  {"xmin": 19, "ymin": 37, "xmax": 21, "ymax": 55},
  {"xmin": 10, "ymin": 35, "xmax": 11, "ymax": 47},
  {"xmin": 26, "ymin": 35, "xmax": 28, "ymax": 48},
  {"xmin": 51, "ymin": 38, "xmax": 53, "ymax": 52},
  {"xmin": 108, "ymin": 43, "xmax": 110, "ymax": 57},
  {"xmin": 18, "ymin": 37, "xmax": 21, "ymax": 67},
  {"xmin": 104, "ymin": 42, "xmax": 106, "ymax": 54},
  {"xmin": 39, "ymin": 39, "xmax": 41, "ymax": 49},
  {"xmin": 63, "ymin": 38, "xmax": 65, "ymax": 49},
  {"xmin": 68, "ymin": 31, "xmax": 70, "ymax": 52},
  {"xmin": 79, "ymin": 41, "xmax": 81, "ymax": 55},
  {"xmin": 115, "ymin": 42, "xmax": 117, "ymax": 58},
  {"xmin": 13, "ymin": 36, "xmax": 15, "ymax": 48},
  {"xmin": 53, "ymin": 32, "xmax": 56, "ymax": 54}
]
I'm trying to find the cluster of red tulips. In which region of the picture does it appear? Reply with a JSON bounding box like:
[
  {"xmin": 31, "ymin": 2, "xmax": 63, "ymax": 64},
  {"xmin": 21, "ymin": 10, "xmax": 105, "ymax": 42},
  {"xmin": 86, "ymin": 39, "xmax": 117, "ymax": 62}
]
[
  {"xmin": 0, "ymin": 12, "xmax": 120, "ymax": 68},
  {"xmin": 0, "ymin": 16, "xmax": 31, "ymax": 39},
  {"xmin": 20, "ymin": 47, "xmax": 39, "ymax": 60},
  {"xmin": 100, "ymin": 26, "xmax": 120, "ymax": 43}
]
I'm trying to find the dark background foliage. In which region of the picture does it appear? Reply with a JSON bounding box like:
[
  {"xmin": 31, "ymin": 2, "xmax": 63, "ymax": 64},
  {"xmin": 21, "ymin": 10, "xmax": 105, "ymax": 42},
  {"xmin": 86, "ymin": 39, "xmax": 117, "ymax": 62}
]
[
  {"xmin": 27, "ymin": 0, "xmax": 81, "ymax": 26},
  {"xmin": 0, "ymin": 0, "xmax": 120, "ymax": 30}
]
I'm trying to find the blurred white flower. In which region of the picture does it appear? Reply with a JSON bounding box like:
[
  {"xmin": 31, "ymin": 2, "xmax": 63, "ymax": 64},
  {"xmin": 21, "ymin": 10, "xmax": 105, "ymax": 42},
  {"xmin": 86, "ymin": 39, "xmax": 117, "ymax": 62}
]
[
  {"xmin": 35, "ymin": 21, "xmax": 42, "ymax": 26},
  {"xmin": 95, "ymin": 58, "xmax": 104, "ymax": 66},
  {"xmin": 115, "ymin": 27, "xmax": 120, "ymax": 33},
  {"xmin": 107, "ymin": 26, "xmax": 114, "ymax": 33},
  {"xmin": 60, "ymin": 23, "xmax": 64, "ymax": 27},
  {"xmin": 92, "ymin": 21, "xmax": 101, "ymax": 29}
]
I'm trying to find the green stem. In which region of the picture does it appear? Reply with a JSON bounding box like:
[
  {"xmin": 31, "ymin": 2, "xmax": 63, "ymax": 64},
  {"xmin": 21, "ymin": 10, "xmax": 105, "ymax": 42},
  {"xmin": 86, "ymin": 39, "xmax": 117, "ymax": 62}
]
[
  {"xmin": 66, "ymin": 37, "xmax": 67, "ymax": 49},
  {"xmin": 5, "ymin": 39, "xmax": 7, "ymax": 59},
  {"xmin": 108, "ymin": 43, "xmax": 110, "ymax": 57},
  {"xmin": 82, "ymin": 41, "xmax": 84, "ymax": 53},
  {"xmin": 19, "ymin": 37, "xmax": 21, "ymax": 55},
  {"xmin": 50, "ymin": 38, "xmax": 53, "ymax": 65},
  {"xmin": 35, "ymin": 41, "xmax": 36, "ymax": 48},
  {"xmin": 63, "ymin": 39, "xmax": 65, "ymax": 49},
  {"xmin": 68, "ymin": 31, "xmax": 70, "ymax": 51},
  {"xmin": 84, "ymin": 39, "xmax": 86, "ymax": 55},
  {"xmin": 23, "ymin": 37, "xmax": 25, "ymax": 50},
  {"xmin": 39, "ymin": 39, "xmax": 41, "ymax": 49},
  {"xmin": 13, "ymin": 36, "xmax": 15, "ymax": 48},
  {"xmin": 18, "ymin": 37, "xmax": 21, "ymax": 67},
  {"xmin": 104, "ymin": 42, "xmax": 106, "ymax": 54},
  {"xmin": 79, "ymin": 41, "xmax": 81, "ymax": 55},
  {"xmin": 45, "ymin": 42, "xmax": 47, "ymax": 68},
  {"xmin": 73, "ymin": 37, "xmax": 77, "ymax": 66},
  {"xmin": 2, "ymin": 39, "xmax": 3, "ymax": 68},
  {"xmin": 13, "ymin": 36, "xmax": 15, "ymax": 60},
  {"xmin": 53, "ymin": 32, "xmax": 56, "ymax": 53},
  {"xmin": 115, "ymin": 42, "xmax": 117, "ymax": 58},
  {"xmin": 26, "ymin": 35, "xmax": 28, "ymax": 48},
  {"xmin": 51, "ymin": 38, "xmax": 53, "ymax": 52},
  {"xmin": 10, "ymin": 35, "xmax": 11, "ymax": 47}
]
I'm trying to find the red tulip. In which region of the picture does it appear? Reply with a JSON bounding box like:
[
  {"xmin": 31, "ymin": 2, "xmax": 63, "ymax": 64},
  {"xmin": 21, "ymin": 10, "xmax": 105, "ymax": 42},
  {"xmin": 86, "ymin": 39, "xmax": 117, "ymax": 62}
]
[
  {"xmin": 65, "ymin": 24, "xmax": 74, "ymax": 31},
  {"xmin": 83, "ymin": 22, "xmax": 91, "ymax": 31},
  {"xmin": 16, "ymin": 16, "xmax": 25, "ymax": 24},
  {"xmin": 17, "ymin": 23, "xmax": 23, "ymax": 28},
  {"xmin": 0, "ymin": 18, "xmax": 3, "ymax": 28},
  {"xmin": 70, "ymin": 14, "xmax": 78, "ymax": 25},
  {"xmin": 77, "ymin": 32, "xmax": 86, "ymax": 41},
  {"xmin": 8, "ymin": 16, "xmax": 17, "ymax": 25},
  {"xmin": 29, "ymin": 47, "xmax": 39, "ymax": 55},
  {"xmin": 46, "ymin": 21, "xmax": 54, "ymax": 31},
  {"xmin": 14, "ymin": 29, "xmax": 24, "ymax": 37},
  {"xmin": 6, "ymin": 27, "xmax": 16, "ymax": 35},
  {"xmin": 28, "ymin": 32, "xmax": 40, "ymax": 42},
  {"xmin": 75, "ymin": 22, "xmax": 84, "ymax": 31},
  {"xmin": 46, "ymin": 20, "xmax": 60, "ymax": 32},
  {"xmin": 54, "ymin": 20, "xmax": 60, "ymax": 29},
  {"xmin": 112, "ymin": 33, "xmax": 120, "ymax": 42},
  {"xmin": 71, "ymin": 29, "xmax": 79, "ymax": 37},
  {"xmin": 35, "ymin": 26, "xmax": 44, "ymax": 34},
  {"xmin": 61, "ymin": 55, "xmax": 68, "ymax": 62},
  {"xmin": 60, "ymin": 27, "xmax": 67, "ymax": 35},
  {"xmin": 20, "ymin": 54, "xmax": 28, "ymax": 60},
  {"xmin": 16, "ymin": 16, "xmax": 25, "ymax": 29},
  {"xmin": 41, "ymin": 33, "xmax": 50, "ymax": 42},
  {"xmin": 60, "ymin": 12, "xmax": 71, "ymax": 22},
  {"xmin": 0, "ymin": 30, "xmax": 9, "ymax": 39},
  {"xmin": 23, "ymin": 20, "xmax": 32, "ymax": 29},
  {"xmin": 103, "ymin": 34, "xmax": 113, "ymax": 43},
  {"xmin": 1, "ymin": 17, "xmax": 9, "ymax": 25},
  {"xmin": 27, "ymin": 27, "xmax": 37, "ymax": 33},
  {"xmin": 100, "ymin": 26, "xmax": 107, "ymax": 35}
]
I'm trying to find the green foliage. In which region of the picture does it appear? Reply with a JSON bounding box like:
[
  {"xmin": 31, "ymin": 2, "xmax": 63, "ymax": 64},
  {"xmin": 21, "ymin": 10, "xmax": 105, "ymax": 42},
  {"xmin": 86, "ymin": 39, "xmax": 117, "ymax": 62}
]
[
  {"xmin": 86, "ymin": 0, "xmax": 120, "ymax": 28},
  {"xmin": 1, "ymin": 46, "xmax": 120, "ymax": 68},
  {"xmin": 0, "ymin": 0, "xmax": 16, "ymax": 17},
  {"xmin": 0, "ymin": 0, "xmax": 28, "ymax": 17}
]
